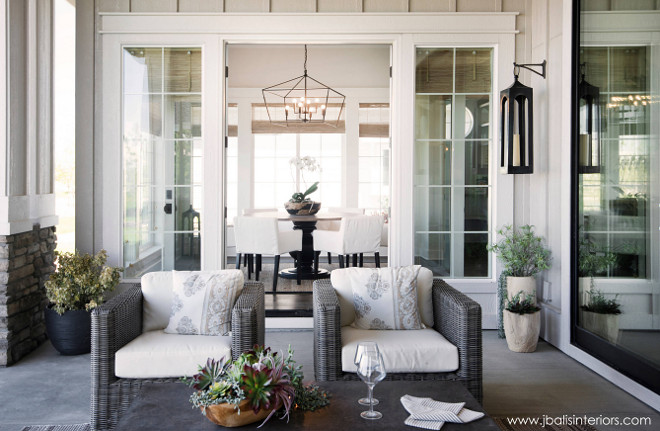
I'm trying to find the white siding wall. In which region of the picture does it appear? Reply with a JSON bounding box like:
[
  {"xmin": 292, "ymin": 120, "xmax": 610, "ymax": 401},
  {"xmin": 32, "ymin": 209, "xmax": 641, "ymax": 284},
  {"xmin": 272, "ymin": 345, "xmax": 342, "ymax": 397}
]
[{"xmin": 0, "ymin": 0, "xmax": 57, "ymax": 235}]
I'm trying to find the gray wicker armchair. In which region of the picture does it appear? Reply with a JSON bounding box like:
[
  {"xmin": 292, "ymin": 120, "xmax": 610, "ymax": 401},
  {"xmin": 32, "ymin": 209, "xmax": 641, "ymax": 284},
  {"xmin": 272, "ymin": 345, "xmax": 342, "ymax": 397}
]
[
  {"xmin": 313, "ymin": 278, "xmax": 482, "ymax": 403},
  {"xmin": 91, "ymin": 281, "xmax": 265, "ymax": 431}
]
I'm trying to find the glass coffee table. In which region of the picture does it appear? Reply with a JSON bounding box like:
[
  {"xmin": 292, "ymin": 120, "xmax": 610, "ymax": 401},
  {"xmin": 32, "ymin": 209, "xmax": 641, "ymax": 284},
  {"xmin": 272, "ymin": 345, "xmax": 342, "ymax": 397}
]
[{"xmin": 115, "ymin": 380, "xmax": 498, "ymax": 430}]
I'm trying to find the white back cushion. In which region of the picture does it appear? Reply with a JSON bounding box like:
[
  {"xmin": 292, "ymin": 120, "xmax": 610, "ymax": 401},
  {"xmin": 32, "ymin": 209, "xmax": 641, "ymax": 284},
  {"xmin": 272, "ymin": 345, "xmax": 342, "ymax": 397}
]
[
  {"xmin": 142, "ymin": 271, "xmax": 174, "ymax": 332},
  {"xmin": 331, "ymin": 266, "xmax": 434, "ymax": 328}
]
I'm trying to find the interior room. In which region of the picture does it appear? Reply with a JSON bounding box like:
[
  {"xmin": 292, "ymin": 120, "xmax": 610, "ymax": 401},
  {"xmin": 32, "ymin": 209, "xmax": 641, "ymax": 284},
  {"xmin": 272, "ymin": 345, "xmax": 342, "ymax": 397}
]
[{"xmin": 0, "ymin": 1, "xmax": 658, "ymax": 431}]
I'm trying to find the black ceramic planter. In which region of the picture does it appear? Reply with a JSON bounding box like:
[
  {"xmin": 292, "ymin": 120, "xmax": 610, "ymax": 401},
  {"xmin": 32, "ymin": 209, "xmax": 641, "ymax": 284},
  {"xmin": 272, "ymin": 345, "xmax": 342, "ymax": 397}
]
[{"xmin": 44, "ymin": 306, "xmax": 91, "ymax": 355}]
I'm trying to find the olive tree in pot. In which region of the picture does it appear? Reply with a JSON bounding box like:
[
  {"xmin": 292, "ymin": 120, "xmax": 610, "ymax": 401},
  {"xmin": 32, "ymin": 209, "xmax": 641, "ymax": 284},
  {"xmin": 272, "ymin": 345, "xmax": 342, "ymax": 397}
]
[
  {"xmin": 45, "ymin": 250, "xmax": 122, "ymax": 355},
  {"xmin": 487, "ymin": 225, "xmax": 552, "ymax": 303},
  {"xmin": 503, "ymin": 291, "xmax": 541, "ymax": 352}
]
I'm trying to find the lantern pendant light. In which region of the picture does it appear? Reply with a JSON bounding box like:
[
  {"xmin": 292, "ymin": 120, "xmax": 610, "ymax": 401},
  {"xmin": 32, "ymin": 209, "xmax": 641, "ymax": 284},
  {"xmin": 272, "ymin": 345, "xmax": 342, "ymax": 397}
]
[
  {"xmin": 261, "ymin": 45, "xmax": 345, "ymax": 127},
  {"xmin": 578, "ymin": 63, "xmax": 601, "ymax": 174},
  {"xmin": 500, "ymin": 61, "xmax": 546, "ymax": 174}
]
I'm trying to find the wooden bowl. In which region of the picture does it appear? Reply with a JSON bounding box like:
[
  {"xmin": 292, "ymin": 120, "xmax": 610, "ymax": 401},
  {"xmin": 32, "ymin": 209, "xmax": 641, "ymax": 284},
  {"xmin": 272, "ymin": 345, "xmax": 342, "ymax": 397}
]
[{"xmin": 203, "ymin": 400, "xmax": 271, "ymax": 427}]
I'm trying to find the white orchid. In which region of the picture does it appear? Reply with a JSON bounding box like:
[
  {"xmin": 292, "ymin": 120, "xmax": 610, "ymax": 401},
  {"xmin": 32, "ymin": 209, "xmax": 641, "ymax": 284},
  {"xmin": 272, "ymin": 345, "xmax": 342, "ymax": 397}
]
[{"xmin": 289, "ymin": 155, "xmax": 322, "ymax": 193}]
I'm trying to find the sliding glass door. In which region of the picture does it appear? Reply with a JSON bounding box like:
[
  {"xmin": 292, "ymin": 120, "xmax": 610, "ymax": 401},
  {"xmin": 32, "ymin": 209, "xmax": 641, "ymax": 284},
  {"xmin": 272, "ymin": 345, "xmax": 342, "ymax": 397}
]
[{"xmin": 573, "ymin": 0, "xmax": 660, "ymax": 393}]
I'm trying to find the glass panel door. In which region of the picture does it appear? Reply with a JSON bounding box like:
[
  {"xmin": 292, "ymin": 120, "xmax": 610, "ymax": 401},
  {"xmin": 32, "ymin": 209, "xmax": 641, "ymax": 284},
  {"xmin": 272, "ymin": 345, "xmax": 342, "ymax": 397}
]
[
  {"xmin": 574, "ymin": 0, "xmax": 660, "ymax": 393},
  {"xmin": 414, "ymin": 48, "xmax": 492, "ymax": 278},
  {"xmin": 122, "ymin": 47, "xmax": 202, "ymax": 277}
]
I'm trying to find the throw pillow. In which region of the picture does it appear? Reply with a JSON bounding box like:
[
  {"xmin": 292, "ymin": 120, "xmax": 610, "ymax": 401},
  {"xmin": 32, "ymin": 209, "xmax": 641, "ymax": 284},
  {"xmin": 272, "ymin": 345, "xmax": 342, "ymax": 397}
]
[
  {"xmin": 350, "ymin": 265, "xmax": 424, "ymax": 330},
  {"xmin": 164, "ymin": 270, "xmax": 244, "ymax": 336}
]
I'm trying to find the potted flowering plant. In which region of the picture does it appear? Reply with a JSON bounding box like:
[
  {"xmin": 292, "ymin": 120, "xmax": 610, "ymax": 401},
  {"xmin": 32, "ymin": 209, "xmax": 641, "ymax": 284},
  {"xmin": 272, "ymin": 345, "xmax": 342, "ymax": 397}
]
[
  {"xmin": 44, "ymin": 250, "xmax": 122, "ymax": 355},
  {"xmin": 184, "ymin": 345, "xmax": 330, "ymax": 427},
  {"xmin": 285, "ymin": 156, "xmax": 322, "ymax": 215}
]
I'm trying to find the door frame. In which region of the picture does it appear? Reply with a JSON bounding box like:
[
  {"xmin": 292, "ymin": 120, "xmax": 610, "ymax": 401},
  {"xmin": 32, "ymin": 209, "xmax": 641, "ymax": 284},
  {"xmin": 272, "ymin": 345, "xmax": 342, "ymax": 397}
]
[{"xmin": 98, "ymin": 13, "xmax": 516, "ymax": 288}]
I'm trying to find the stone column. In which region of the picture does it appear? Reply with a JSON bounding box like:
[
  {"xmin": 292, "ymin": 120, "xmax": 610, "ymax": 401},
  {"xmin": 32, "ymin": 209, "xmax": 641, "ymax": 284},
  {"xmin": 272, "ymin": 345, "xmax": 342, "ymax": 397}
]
[
  {"xmin": 0, "ymin": 226, "xmax": 57, "ymax": 365},
  {"xmin": 0, "ymin": 0, "xmax": 58, "ymax": 366}
]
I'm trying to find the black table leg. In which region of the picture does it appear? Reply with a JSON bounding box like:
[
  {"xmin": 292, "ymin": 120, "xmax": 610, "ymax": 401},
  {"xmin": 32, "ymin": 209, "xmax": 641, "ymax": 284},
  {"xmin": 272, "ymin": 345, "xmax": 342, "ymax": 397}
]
[{"xmin": 279, "ymin": 220, "xmax": 330, "ymax": 281}]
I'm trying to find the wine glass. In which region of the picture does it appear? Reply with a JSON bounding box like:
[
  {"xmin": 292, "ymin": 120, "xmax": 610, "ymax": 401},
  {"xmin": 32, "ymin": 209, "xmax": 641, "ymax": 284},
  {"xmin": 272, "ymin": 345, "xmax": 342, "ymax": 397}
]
[
  {"xmin": 356, "ymin": 351, "xmax": 387, "ymax": 420},
  {"xmin": 354, "ymin": 342, "xmax": 380, "ymax": 406}
]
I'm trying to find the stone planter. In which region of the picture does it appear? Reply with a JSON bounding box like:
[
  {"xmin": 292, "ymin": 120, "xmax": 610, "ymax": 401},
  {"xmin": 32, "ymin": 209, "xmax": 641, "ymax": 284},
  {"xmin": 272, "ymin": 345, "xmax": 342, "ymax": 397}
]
[
  {"xmin": 503, "ymin": 310, "xmax": 541, "ymax": 353},
  {"xmin": 44, "ymin": 306, "xmax": 91, "ymax": 355},
  {"xmin": 506, "ymin": 276, "xmax": 537, "ymax": 303},
  {"xmin": 580, "ymin": 310, "xmax": 620, "ymax": 344},
  {"xmin": 203, "ymin": 400, "xmax": 271, "ymax": 427}
]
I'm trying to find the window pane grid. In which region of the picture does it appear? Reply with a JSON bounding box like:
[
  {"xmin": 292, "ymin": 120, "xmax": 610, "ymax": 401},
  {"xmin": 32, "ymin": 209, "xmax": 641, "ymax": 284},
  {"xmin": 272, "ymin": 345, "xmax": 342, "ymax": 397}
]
[{"xmin": 414, "ymin": 47, "xmax": 493, "ymax": 278}]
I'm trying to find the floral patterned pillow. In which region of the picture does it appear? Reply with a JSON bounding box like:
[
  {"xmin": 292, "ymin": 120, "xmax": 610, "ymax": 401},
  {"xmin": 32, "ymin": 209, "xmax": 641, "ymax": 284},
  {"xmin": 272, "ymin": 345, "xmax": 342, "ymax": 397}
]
[
  {"xmin": 350, "ymin": 265, "xmax": 424, "ymax": 330},
  {"xmin": 164, "ymin": 270, "xmax": 244, "ymax": 336}
]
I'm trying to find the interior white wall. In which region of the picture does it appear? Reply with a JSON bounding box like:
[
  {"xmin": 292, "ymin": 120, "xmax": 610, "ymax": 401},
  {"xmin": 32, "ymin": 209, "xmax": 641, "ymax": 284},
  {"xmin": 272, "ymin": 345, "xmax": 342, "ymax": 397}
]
[
  {"xmin": 227, "ymin": 44, "xmax": 391, "ymax": 89},
  {"xmin": 226, "ymin": 44, "xmax": 391, "ymax": 221}
]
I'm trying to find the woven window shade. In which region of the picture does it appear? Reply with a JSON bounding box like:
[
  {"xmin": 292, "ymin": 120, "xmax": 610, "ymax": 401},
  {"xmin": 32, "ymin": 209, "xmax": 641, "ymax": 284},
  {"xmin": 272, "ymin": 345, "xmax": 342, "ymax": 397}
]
[
  {"xmin": 359, "ymin": 103, "xmax": 390, "ymax": 138},
  {"xmin": 227, "ymin": 103, "xmax": 238, "ymax": 137},
  {"xmin": 251, "ymin": 104, "xmax": 345, "ymax": 134}
]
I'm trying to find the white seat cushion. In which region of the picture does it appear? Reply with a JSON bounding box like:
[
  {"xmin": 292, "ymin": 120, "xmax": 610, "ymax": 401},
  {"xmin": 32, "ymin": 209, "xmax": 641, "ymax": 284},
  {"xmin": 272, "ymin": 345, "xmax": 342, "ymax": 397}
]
[
  {"xmin": 341, "ymin": 326, "xmax": 459, "ymax": 373},
  {"xmin": 115, "ymin": 330, "xmax": 232, "ymax": 378}
]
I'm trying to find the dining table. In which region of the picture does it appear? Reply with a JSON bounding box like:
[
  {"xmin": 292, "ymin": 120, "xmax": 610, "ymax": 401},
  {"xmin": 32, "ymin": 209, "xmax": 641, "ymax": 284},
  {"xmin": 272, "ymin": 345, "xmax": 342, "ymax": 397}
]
[{"xmin": 249, "ymin": 211, "xmax": 342, "ymax": 281}]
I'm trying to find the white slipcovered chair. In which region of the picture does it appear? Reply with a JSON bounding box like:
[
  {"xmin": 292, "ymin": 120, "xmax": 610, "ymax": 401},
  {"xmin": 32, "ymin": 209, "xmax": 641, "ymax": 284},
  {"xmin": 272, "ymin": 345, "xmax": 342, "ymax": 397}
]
[
  {"xmin": 233, "ymin": 216, "xmax": 303, "ymax": 292},
  {"xmin": 313, "ymin": 214, "xmax": 383, "ymax": 268},
  {"xmin": 316, "ymin": 208, "xmax": 365, "ymax": 264}
]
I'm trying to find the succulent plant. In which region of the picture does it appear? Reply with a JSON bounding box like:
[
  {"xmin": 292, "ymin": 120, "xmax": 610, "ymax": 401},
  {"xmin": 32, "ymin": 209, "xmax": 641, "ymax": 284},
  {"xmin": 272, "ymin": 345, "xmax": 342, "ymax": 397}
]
[{"xmin": 183, "ymin": 344, "xmax": 329, "ymax": 427}]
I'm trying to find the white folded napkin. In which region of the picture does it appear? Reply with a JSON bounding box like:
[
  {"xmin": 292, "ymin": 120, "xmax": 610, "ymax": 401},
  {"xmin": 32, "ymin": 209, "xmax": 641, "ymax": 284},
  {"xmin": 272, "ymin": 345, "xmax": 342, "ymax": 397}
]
[{"xmin": 400, "ymin": 395, "xmax": 485, "ymax": 430}]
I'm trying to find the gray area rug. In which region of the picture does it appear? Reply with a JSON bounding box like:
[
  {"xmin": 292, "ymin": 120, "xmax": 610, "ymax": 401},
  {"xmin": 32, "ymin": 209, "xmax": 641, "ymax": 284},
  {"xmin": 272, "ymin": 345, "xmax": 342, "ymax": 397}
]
[{"xmin": 21, "ymin": 425, "xmax": 90, "ymax": 431}]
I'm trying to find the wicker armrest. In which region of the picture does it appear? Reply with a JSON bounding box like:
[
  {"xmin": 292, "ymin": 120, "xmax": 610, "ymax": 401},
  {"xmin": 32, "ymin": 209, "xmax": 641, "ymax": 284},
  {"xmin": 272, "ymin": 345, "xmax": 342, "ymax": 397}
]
[
  {"xmin": 91, "ymin": 283, "xmax": 143, "ymax": 430},
  {"xmin": 231, "ymin": 282, "xmax": 265, "ymax": 358},
  {"xmin": 313, "ymin": 279, "xmax": 342, "ymax": 381},
  {"xmin": 432, "ymin": 279, "xmax": 483, "ymax": 402}
]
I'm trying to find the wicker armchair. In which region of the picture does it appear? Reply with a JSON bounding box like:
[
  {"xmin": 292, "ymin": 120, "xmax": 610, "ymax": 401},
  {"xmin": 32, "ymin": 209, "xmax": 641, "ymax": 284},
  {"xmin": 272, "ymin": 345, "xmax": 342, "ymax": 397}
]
[
  {"xmin": 313, "ymin": 278, "xmax": 482, "ymax": 403},
  {"xmin": 91, "ymin": 281, "xmax": 265, "ymax": 431}
]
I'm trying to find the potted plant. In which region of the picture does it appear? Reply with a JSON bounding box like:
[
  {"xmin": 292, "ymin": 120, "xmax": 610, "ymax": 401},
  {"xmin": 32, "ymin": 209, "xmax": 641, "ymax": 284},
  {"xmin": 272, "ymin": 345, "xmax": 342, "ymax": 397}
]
[
  {"xmin": 44, "ymin": 250, "xmax": 122, "ymax": 355},
  {"xmin": 578, "ymin": 235, "xmax": 616, "ymax": 305},
  {"xmin": 284, "ymin": 156, "xmax": 322, "ymax": 215},
  {"xmin": 184, "ymin": 345, "xmax": 330, "ymax": 427},
  {"xmin": 580, "ymin": 289, "xmax": 621, "ymax": 343},
  {"xmin": 503, "ymin": 291, "xmax": 541, "ymax": 352},
  {"xmin": 487, "ymin": 225, "xmax": 552, "ymax": 303}
]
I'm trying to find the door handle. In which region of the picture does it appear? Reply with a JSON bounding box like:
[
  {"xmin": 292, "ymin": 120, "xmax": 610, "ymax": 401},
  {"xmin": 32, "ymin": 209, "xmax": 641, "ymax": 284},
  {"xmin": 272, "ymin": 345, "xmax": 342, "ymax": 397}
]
[{"xmin": 163, "ymin": 203, "xmax": 172, "ymax": 214}]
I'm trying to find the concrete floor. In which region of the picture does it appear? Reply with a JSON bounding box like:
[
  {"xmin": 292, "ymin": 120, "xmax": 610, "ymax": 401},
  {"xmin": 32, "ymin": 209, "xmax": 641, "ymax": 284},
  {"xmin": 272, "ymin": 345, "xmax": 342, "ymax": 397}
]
[{"xmin": 0, "ymin": 331, "xmax": 658, "ymax": 431}]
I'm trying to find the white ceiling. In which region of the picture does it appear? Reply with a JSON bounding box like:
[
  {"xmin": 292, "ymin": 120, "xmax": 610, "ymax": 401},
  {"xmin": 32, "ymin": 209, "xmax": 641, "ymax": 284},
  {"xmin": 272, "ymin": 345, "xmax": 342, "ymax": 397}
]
[{"xmin": 227, "ymin": 44, "xmax": 391, "ymax": 89}]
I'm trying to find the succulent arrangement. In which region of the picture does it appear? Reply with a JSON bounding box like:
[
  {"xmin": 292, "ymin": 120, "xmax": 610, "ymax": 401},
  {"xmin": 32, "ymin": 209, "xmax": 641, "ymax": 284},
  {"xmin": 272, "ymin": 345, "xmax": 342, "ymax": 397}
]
[
  {"xmin": 487, "ymin": 225, "xmax": 552, "ymax": 277},
  {"xmin": 183, "ymin": 345, "xmax": 330, "ymax": 426},
  {"xmin": 45, "ymin": 250, "xmax": 123, "ymax": 315},
  {"xmin": 581, "ymin": 289, "xmax": 621, "ymax": 315},
  {"xmin": 505, "ymin": 291, "xmax": 541, "ymax": 315}
]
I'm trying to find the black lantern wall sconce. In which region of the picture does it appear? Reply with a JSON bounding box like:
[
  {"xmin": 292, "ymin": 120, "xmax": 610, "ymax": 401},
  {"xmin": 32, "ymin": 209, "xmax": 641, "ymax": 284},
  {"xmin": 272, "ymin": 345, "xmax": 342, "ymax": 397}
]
[
  {"xmin": 500, "ymin": 60, "xmax": 547, "ymax": 174},
  {"xmin": 578, "ymin": 63, "xmax": 601, "ymax": 174}
]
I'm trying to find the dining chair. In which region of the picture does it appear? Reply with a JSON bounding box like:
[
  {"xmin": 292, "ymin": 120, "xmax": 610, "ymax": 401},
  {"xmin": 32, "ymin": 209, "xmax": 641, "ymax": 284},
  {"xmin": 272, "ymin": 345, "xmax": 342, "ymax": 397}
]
[
  {"xmin": 317, "ymin": 207, "xmax": 365, "ymax": 264},
  {"xmin": 313, "ymin": 214, "xmax": 384, "ymax": 269},
  {"xmin": 239, "ymin": 208, "xmax": 278, "ymax": 273},
  {"xmin": 233, "ymin": 216, "xmax": 303, "ymax": 292}
]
